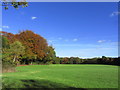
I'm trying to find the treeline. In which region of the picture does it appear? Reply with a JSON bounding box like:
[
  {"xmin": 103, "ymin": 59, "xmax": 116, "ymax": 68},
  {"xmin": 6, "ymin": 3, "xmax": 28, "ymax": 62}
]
[
  {"xmin": 1, "ymin": 30, "xmax": 56, "ymax": 72},
  {"xmin": 1, "ymin": 30, "xmax": 119, "ymax": 72},
  {"xmin": 52, "ymin": 56, "xmax": 119, "ymax": 66}
]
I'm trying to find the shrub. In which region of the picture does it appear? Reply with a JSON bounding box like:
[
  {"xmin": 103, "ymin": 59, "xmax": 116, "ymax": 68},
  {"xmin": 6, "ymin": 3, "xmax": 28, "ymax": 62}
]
[{"xmin": 2, "ymin": 61, "xmax": 16, "ymax": 73}]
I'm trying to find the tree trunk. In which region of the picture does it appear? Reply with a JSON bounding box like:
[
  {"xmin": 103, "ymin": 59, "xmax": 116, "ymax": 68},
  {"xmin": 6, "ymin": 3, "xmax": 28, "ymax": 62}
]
[
  {"xmin": 13, "ymin": 55, "xmax": 16, "ymax": 62},
  {"xmin": 31, "ymin": 61, "xmax": 32, "ymax": 65}
]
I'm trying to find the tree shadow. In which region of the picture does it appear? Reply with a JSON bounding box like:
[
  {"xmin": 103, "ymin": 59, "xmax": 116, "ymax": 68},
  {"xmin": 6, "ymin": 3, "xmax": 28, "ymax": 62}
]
[
  {"xmin": 2, "ymin": 77, "xmax": 86, "ymax": 89},
  {"xmin": 21, "ymin": 79, "xmax": 86, "ymax": 89}
]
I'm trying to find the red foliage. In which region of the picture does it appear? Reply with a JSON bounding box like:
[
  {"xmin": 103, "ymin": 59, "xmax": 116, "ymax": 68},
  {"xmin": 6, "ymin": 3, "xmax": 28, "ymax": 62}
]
[
  {"xmin": 15, "ymin": 30, "xmax": 48, "ymax": 59},
  {"xmin": 0, "ymin": 31, "xmax": 17, "ymax": 43}
]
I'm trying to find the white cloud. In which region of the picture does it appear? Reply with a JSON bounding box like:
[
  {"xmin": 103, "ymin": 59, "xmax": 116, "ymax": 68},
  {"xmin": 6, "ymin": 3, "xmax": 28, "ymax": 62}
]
[
  {"xmin": 2, "ymin": 25, "xmax": 9, "ymax": 29},
  {"xmin": 55, "ymin": 42, "xmax": 118, "ymax": 58},
  {"xmin": 31, "ymin": 17, "xmax": 37, "ymax": 20},
  {"xmin": 58, "ymin": 37, "xmax": 62, "ymax": 40},
  {"xmin": 97, "ymin": 40, "xmax": 106, "ymax": 43},
  {"xmin": 48, "ymin": 40, "xmax": 53, "ymax": 43},
  {"xmin": 73, "ymin": 38, "xmax": 78, "ymax": 42},
  {"xmin": 48, "ymin": 39, "xmax": 58, "ymax": 44},
  {"xmin": 110, "ymin": 11, "xmax": 120, "ymax": 17},
  {"xmin": 0, "ymin": 28, "xmax": 2, "ymax": 31},
  {"xmin": 54, "ymin": 44, "xmax": 81, "ymax": 47}
]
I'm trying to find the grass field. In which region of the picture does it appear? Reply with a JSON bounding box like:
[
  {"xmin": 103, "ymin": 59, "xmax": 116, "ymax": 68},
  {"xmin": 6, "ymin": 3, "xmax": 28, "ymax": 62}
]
[{"xmin": 2, "ymin": 64, "xmax": 118, "ymax": 89}]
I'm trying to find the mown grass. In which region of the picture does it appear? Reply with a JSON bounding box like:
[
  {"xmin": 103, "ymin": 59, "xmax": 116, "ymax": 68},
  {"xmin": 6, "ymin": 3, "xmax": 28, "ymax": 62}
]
[{"xmin": 2, "ymin": 64, "xmax": 118, "ymax": 89}]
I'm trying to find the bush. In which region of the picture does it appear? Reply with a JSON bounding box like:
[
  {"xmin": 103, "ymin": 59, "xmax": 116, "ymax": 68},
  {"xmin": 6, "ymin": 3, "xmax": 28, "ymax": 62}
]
[{"xmin": 2, "ymin": 61, "xmax": 16, "ymax": 73}]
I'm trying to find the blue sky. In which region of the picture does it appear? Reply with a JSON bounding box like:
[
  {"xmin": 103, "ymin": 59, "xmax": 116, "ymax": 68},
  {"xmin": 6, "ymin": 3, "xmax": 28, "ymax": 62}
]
[{"xmin": 2, "ymin": 2, "xmax": 118, "ymax": 58}]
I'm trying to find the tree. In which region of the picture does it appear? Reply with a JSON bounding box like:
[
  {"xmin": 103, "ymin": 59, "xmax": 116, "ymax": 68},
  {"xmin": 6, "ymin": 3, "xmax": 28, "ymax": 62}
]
[
  {"xmin": 9, "ymin": 41, "xmax": 25, "ymax": 65},
  {"xmin": 2, "ymin": 0, "xmax": 28, "ymax": 10},
  {"xmin": 1, "ymin": 36, "xmax": 10, "ymax": 53},
  {"xmin": 0, "ymin": 31, "xmax": 17, "ymax": 44},
  {"xmin": 53, "ymin": 57, "xmax": 61, "ymax": 64},
  {"xmin": 73, "ymin": 57, "xmax": 80, "ymax": 64},
  {"xmin": 69, "ymin": 57, "xmax": 74, "ymax": 64},
  {"xmin": 1, "ymin": 36, "xmax": 17, "ymax": 73},
  {"xmin": 1, "ymin": 36, "xmax": 11, "ymax": 63},
  {"xmin": 2, "ymin": 36, "xmax": 9, "ymax": 48},
  {"xmin": 62, "ymin": 57, "xmax": 69, "ymax": 64},
  {"xmin": 15, "ymin": 30, "xmax": 48, "ymax": 61},
  {"xmin": 44, "ymin": 46, "xmax": 56, "ymax": 64},
  {"xmin": 2, "ymin": 36, "xmax": 10, "ymax": 62}
]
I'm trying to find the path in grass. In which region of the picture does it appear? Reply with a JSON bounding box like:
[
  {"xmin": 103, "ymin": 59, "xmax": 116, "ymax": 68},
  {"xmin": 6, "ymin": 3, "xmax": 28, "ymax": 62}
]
[{"xmin": 2, "ymin": 64, "xmax": 118, "ymax": 88}]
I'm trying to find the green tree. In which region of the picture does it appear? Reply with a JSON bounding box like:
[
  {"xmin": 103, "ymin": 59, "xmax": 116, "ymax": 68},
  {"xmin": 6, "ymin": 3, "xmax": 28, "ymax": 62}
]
[
  {"xmin": 1, "ymin": 36, "xmax": 11, "ymax": 63},
  {"xmin": 1, "ymin": 36, "xmax": 10, "ymax": 53},
  {"xmin": 1, "ymin": 36, "xmax": 16, "ymax": 73},
  {"xmin": 74, "ymin": 57, "xmax": 80, "ymax": 64},
  {"xmin": 2, "ymin": 36, "xmax": 9, "ymax": 48},
  {"xmin": 9, "ymin": 41, "xmax": 25, "ymax": 65},
  {"xmin": 44, "ymin": 46, "xmax": 56, "ymax": 64},
  {"xmin": 53, "ymin": 57, "xmax": 61, "ymax": 64},
  {"xmin": 69, "ymin": 57, "xmax": 74, "ymax": 64}
]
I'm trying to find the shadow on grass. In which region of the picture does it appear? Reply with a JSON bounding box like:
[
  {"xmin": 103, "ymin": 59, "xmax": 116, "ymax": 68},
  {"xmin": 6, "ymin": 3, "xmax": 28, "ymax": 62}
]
[
  {"xmin": 2, "ymin": 77, "xmax": 86, "ymax": 89},
  {"xmin": 21, "ymin": 79, "xmax": 86, "ymax": 89}
]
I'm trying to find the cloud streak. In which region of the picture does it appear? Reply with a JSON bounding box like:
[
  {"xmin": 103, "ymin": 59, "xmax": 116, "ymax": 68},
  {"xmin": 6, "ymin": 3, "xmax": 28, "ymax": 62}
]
[
  {"xmin": 31, "ymin": 16, "xmax": 37, "ymax": 20},
  {"xmin": 97, "ymin": 40, "xmax": 106, "ymax": 43},
  {"xmin": 110, "ymin": 11, "xmax": 120, "ymax": 17},
  {"xmin": 73, "ymin": 38, "xmax": 78, "ymax": 42},
  {"xmin": 2, "ymin": 25, "xmax": 9, "ymax": 29},
  {"xmin": 54, "ymin": 42, "xmax": 118, "ymax": 58},
  {"xmin": 48, "ymin": 40, "xmax": 53, "ymax": 43},
  {"xmin": 58, "ymin": 37, "xmax": 62, "ymax": 40}
]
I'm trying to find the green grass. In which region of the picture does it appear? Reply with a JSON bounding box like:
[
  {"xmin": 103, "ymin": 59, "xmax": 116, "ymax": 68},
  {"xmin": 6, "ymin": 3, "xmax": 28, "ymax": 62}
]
[{"xmin": 2, "ymin": 64, "xmax": 118, "ymax": 89}]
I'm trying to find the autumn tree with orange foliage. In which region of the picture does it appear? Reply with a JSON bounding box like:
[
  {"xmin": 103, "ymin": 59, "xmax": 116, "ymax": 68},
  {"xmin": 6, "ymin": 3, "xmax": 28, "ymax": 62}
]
[
  {"xmin": 0, "ymin": 31, "xmax": 17, "ymax": 44},
  {"xmin": 15, "ymin": 30, "xmax": 49, "ymax": 62},
  {"xmin": 1, "ymin": 30, "xmax": 56, "ymax": 65}
]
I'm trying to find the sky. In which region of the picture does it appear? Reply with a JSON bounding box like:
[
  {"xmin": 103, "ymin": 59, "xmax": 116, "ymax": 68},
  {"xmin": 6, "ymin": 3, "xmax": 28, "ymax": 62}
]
[{"xmin": 2, "ymin": 2, "xmax": 118, "ymax": 58}]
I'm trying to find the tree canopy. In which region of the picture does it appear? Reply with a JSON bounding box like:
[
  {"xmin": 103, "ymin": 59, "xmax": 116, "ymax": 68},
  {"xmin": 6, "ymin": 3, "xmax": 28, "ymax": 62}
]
[
  {"xmin": 2, "ymin": 0, "xmax": 28, "ymax": 10},
  {"xmin": 15, "ymin": 30, "xmax": 48, "ymax": 60},
  {"xmin": 1, "ymin": 30, "xmax": 56, "ymax": 65},
  {"xmin": 9, "ymin": 41, "xmax": 25, "ymax": 64}
]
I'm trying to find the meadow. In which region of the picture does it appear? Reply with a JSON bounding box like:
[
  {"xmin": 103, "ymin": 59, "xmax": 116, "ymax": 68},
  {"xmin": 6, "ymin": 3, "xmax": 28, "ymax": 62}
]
[{"xmin": 2, "ymin": 64, "xmax": 118, "ymax": 89}]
